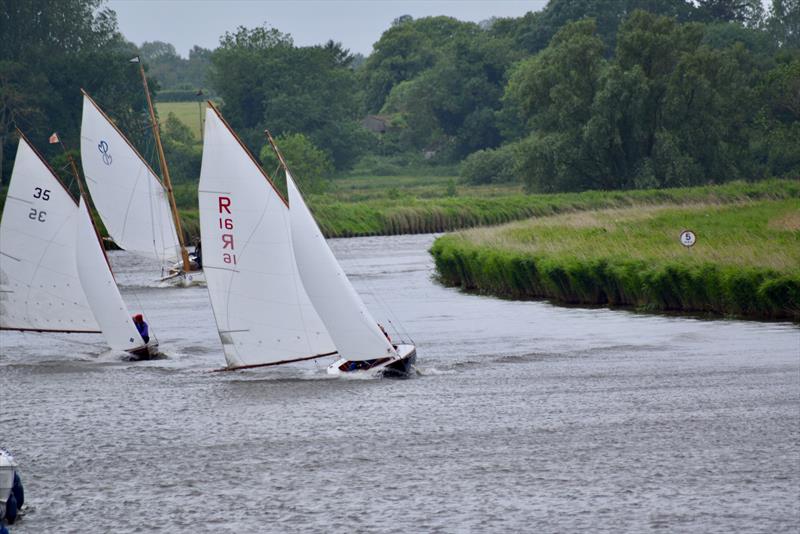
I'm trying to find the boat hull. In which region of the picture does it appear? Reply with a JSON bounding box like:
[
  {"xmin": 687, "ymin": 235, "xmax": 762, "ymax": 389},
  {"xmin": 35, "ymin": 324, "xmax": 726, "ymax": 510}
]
[
  {"xmin": 125, "ymin": 341, "xmax": 160, "ymax": 361},
  {"xmin": 328, "ymin": 344, "xmax": 416, "ymax": 378}
]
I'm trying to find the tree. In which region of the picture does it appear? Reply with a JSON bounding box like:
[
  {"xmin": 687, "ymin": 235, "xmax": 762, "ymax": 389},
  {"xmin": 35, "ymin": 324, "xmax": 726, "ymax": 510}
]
[
  {"xmin": 0, "ymin": 0, "xmax": 151, "ymax": 184},
  {"xmin": 693, "ymin": 0, "xmax": 765, "ymax": 25},
  {"xmin": 768, "ymin": 0, "xmax": 800, "ymax": 48},
  {"xmin": 259, "ymin": 133, "xmax": 334, "ymax": 194},
  {"xmin": 210, "ymin": 25, "xmax": 366, "ymax": 170},
  {"xmin": 501, "ymin": 10, "xmax": 778, "ymax": 192},
  {"xmin": 361, "ymin": 16, "xmax": 474, "ymax": 112}
]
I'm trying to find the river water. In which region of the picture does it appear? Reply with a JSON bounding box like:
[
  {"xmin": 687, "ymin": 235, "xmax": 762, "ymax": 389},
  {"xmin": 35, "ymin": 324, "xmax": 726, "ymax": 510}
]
[{"xmin": 1, "ymin": 233, "xmax": 798, "ymax": 533}]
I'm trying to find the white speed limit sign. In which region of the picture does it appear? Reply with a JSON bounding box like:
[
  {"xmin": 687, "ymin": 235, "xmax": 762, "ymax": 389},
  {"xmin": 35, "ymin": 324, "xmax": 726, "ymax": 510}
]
[{"xmin": 679, "ymin": 230, "xmax": 697, "ymax": 247}]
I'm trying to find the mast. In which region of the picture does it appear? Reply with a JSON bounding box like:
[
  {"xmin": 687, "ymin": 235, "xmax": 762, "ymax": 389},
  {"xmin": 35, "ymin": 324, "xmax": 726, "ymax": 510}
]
[
  {"xmin": 265, "ymin": 129, "xmax": 289, "ymax": 171},
  {"xmin": 136, "ymin": 59, "xmax": 191, "ymax": 272}
]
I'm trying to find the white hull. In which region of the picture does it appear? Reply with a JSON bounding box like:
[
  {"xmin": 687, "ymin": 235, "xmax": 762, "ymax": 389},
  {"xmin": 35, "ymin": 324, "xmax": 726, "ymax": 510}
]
[
  {"xmin": 327, "ymin": 343, "xmax": 417, "ymax": 377},
  {"xmin": 216, "ymin": 352, "xmax": 339, "ymax": 372},
  {"xmin": 162, "ymin": 266, "xmax": 206, "ymax": 287}
]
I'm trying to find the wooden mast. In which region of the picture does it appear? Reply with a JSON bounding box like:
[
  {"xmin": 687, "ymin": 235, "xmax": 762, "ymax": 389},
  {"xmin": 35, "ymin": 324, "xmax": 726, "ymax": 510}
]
[{"xmin": 136, "ymin": 59, "xmax": 191, "ymax": 272}]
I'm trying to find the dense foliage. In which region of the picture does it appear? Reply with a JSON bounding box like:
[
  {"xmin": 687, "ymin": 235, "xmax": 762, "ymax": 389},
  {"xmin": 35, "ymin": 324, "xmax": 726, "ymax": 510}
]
[
  {"xmin": 1, "ymin": 0, "xmax": 797, "ymax": 193},
  {"xmin": 209, "ymin": 27, "xmax": 369, "ymax": 171},
  {"xmin": 0, "ymin": 0, "xmax": 161, "ymax": 182}
]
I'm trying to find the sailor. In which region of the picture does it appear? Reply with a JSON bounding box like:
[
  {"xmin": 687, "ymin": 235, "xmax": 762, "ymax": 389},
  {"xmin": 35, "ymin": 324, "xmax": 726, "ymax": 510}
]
[
  {"xmin": 193, "ymin": 239, "xmax": 202, "ymax": 269},
  {"xmin": 133, "ymin": 313, "xmax": 150, "ymax": 343}
]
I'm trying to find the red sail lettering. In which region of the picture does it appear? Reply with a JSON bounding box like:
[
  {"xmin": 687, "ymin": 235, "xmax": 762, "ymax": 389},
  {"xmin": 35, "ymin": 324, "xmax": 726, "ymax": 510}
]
[
  {"xmin": 218, "ymin": 196, "xmax": 231, "ymax": 214},
  {"xmin": 222, "ymin": 234, "xmax": 234, "ymax": 249}
]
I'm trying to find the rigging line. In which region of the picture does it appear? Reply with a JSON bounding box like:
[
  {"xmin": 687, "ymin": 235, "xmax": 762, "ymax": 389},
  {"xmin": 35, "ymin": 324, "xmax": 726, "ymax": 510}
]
[
  {"xmin": 144, "ymin": 142, "xmax": 161, "ymax": 263},
  {"xmin": 287, "ymin": 166, "xmax": 409, "ymax": 347}
]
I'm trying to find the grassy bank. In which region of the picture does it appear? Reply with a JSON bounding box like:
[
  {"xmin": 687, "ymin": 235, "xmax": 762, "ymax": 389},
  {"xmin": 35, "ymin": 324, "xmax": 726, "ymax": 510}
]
[
  {"xmin": 430, "ymin": 199, "xmax": 800, "ymax": 320},
  {"xmin": 307, "ymin": 179, "xmax": 799, "ymax": 238},
  {"xmin": 171, "ymin": 179, "xmax": 799, "ymax": 240}
]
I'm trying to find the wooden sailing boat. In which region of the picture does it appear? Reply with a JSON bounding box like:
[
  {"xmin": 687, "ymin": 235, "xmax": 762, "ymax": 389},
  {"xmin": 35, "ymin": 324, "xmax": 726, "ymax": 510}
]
[
  {"xmin": 0, "ymin": 132, "xmax": 157, "ymax": 359},
  {"xmin": 199, "ymin": 104, "xmax": 336, "ymax": 370},
  {"xmin": 271, "ymin": 134, "xmax": 417, "ymax": 377},
  {"xmin": 79, "ymin": 59, "xmax": 199, "ymax": 285},
  {"xmin": 198, "ymin": 104, "xmax": 415, "ymax": 375}
]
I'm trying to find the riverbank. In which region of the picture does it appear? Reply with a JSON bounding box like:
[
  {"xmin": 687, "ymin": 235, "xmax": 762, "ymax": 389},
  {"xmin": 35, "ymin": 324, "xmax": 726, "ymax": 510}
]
[
  {"xmin": 171, "ymin": 178, "xmax": 797, "ymax": 239},
  {"xmin": 431, "ymin": 198, "xmax": 800, "ymax": 321}
]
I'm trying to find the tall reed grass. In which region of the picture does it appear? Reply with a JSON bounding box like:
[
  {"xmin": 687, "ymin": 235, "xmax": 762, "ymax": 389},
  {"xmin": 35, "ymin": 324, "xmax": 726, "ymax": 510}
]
[
  {"xmin": 431, "ymin": 200, "xmax": 800, "ymax": 320},
  {"xmin": 311, "ymin": 179, "xmax": 799, "ymax": 237}
]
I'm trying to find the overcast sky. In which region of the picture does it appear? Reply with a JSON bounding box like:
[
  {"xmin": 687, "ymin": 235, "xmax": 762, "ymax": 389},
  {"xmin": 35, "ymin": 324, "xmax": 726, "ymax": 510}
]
[{"xmin": 107, "ymin": 0, "xmax": 548, "ymax": 57}]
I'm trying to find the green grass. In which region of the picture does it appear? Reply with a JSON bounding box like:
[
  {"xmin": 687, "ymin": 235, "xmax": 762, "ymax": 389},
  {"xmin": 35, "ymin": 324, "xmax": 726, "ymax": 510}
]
[
  {"xmin": 309, "ymin": 178, "xmax": 800, "ymax": 238},
  {"xmin": 157, "ymin": 101, "xmax": 206, "ymax": 140},
  {"xmin": 170, "ymin": 178, "xmax": 799, "ymax": 240},
  {"xmin": 431, "ymin": 199, "xmax": 800, "ymax": 320}
]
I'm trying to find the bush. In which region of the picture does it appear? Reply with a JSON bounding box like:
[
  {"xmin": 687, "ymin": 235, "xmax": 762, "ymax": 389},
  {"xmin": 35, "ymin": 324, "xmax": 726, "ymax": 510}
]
[{"xmin": 460, "ymin": 143, "xmax": 519, "ymax": 184}]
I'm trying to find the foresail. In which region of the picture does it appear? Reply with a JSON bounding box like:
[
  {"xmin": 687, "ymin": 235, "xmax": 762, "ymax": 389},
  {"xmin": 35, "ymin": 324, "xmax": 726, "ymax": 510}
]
[
  {"xmin": 0, "ymin": 137, "xmax": 100, "ymax": 333},
  {"xmin": 286, "ymin": 172, "xmax": 396, "ymax": 362},
  {"xmin": 80, "ymin": 93, "xmax": 180, "ymax": 264},
  {"xmin": 198, "ymin": 108, "xmax": 335, "ymax": 368},
  {"xmin": 76, "ymin": 199, "xmax": 145, "ymax": 351}
]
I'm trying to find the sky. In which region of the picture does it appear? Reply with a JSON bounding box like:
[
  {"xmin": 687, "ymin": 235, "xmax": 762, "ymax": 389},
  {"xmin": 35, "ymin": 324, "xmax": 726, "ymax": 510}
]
[{"xmin": 107, "ymin": 0, "xmax": 549, "ymax": 57}]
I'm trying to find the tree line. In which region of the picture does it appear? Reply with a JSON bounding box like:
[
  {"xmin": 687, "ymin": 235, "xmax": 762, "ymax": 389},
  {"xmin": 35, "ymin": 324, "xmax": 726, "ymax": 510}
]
[{"xmin": 1, "ymin": 0, "xmax": 798, "ymax": 194}]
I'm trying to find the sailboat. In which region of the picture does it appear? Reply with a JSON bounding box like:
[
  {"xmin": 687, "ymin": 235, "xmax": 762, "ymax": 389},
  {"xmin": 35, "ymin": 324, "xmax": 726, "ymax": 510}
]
[
  {"xmin": 79, "ymin": 83, "xmax": 201, "ymax": 285},
  {"xmin": 276, "ymin": 138, "xmax": 417, "ymax": 377},
  {"xmin": 0, "ymin": 133, "xmax": 157, "ymax": 360},
  {"xmin": 198, "ymin": 104, "xmax": 415, "ymax": 376}
]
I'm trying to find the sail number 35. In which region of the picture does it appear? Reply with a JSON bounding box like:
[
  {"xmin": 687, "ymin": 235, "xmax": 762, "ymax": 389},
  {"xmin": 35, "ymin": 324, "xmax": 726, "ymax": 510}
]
[{"xmin": 29, "ymin": 187, "xmax": 51, "ymax": 222}]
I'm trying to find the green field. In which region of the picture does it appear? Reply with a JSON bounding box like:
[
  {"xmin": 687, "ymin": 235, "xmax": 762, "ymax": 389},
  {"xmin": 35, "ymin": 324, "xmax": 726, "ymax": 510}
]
[
  {"xmin": 431, "ymin": 198, "xmax": 800, "ymax": 320},
  {"xmin": 156, "ymin": 101, "xmax": 206, "ymax": 140}
]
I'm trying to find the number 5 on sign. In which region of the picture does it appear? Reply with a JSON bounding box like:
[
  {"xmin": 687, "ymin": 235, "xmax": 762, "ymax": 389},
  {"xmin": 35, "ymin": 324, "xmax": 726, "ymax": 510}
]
[{"xmin": 680, "ymin": 230, "xmax": 696, "ymax": 247}]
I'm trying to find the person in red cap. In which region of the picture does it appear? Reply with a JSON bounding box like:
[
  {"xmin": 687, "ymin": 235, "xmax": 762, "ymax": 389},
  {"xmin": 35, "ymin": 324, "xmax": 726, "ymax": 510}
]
[{"xmin": 132, "ymin": 314, "xmax": 149, "ymax": 343}]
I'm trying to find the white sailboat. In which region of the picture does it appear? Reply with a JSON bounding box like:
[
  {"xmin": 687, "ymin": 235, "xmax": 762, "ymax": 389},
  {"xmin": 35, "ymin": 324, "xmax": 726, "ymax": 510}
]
[
  {"xmin": 0, "ymin": 133, "xmax": 156, "ymax": 360},
  {"xmin": 281, "ymin": 157, "xmax": 416, "ymax": 377},
  {"xmin": 198, "ymin": 105, "xmax": 415, "ymax": 375},
  {"xmin": 198, "ymin": 105, "xmax": 336, "ymax": 370},
  {"xmin": 79, "ymin": 89, "xmax": 201, "ymax": 285}
]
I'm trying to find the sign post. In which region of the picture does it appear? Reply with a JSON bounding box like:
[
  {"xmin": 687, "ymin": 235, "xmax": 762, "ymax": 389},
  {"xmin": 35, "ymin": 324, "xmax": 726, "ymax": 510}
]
[{"xmin": 679, "ymin": 230, "xmax": 697, "ymax": 248}]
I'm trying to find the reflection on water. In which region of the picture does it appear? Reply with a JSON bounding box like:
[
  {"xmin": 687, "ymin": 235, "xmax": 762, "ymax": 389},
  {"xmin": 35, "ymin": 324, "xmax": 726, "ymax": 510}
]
[{"xmin": 1, "ymin": 234, "xmax": 798, "ymax": 533}]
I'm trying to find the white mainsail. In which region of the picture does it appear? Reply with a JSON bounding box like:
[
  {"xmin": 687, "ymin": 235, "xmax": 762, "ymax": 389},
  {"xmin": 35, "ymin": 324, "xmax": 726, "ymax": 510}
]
[
  {"xmin": 80, "ymin": 92, "xmax": 180, "ymax": 264},
  {"xmin": 198, "ymin": 107, "xmax": 335, "ymax": 368},
  {"xmin": 286, "ymin": 172, "xmax": 397, "ymax": 362},
  {"xmin": 75, "ymin": 198, "xmax": 146, "ymax": 352},
  {"xmin": 0, "ymin": 137, "xmax": 100, "ymax": 333}
]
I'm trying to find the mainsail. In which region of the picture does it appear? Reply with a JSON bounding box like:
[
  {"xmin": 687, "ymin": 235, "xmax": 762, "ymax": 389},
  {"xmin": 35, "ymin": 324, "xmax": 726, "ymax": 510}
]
[
  {"xmin": 286, "ymin": 171, "xmax": 397, "ymax": 362},
  {"xmin": 198, "ymin": 106, "xmax": 335, "ymax": 368},
  {"xmin": 75, "ymin": 198, "xmax": 146, "ymax": 352},
  {"xmin": 80, "ymin": 91, "xmax": 180, "ymax": 264},
  {"xmin": 0, "ymin": 136, "xmax": 100, "ymax": 333}
]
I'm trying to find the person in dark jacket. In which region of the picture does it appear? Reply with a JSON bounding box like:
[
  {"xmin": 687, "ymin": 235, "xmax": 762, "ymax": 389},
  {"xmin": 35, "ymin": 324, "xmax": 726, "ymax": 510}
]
[{"xmin": 133, "ymin": 314, "xmax": 149, "ymax": 343}]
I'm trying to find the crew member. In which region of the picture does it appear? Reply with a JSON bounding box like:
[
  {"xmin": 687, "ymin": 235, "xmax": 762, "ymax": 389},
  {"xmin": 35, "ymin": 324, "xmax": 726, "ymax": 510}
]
[
  {"xmin": 193, "ymin": 239, "xmax": 202, "ymax": 269},
  {"xmin": 133, "ymin": 314, "xmax": 149, "ymax": 343}
]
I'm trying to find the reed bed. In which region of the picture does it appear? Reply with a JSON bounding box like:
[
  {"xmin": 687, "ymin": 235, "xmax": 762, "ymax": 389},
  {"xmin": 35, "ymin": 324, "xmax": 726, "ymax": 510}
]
[
  {"xmin": 173, "ymin": 179, "xmax": 798, "ymax": 239},
  {"xmin": 430, "ymin": 199, "xmax": 800, "ymax": 320},
  {"xmin": 309, "ymin": 179, "xmax": 799, "ymax": 237}
]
